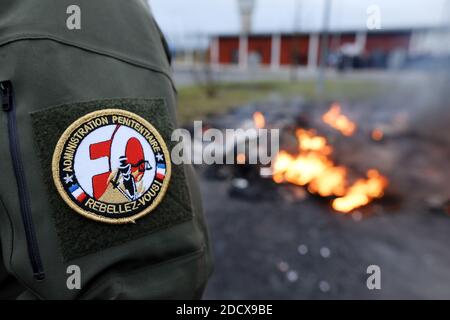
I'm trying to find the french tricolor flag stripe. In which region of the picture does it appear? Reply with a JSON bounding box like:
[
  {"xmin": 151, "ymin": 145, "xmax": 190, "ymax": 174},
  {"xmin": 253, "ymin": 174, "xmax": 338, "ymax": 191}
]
[
  {"xmin": 156, "ymin": 163, "xmax": 166, "ymax": 180},
  {"xmin": 69, "ymin": 184, "xmax": 87, "ymax": 202}
]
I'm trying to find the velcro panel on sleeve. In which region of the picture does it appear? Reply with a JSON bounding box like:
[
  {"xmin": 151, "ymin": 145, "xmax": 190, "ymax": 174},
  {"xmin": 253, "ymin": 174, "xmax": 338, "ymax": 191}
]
[{"xmin": 31, "ymin": 98, "xmax": 192, "ymax": 261}]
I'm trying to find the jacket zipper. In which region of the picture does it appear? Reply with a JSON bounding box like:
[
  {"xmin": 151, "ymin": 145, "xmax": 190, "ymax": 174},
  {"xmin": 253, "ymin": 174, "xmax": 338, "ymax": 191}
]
[{"xmin": 1, "ymin": 80, "xmax": 45, "ymax": 281}]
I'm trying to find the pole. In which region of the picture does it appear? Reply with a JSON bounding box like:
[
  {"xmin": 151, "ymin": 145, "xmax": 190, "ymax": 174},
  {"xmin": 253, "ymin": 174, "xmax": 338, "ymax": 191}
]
[
  {"xmin": 290, "ymin": 0, "xmax": 302, "ymax": 81},
  {"xmin": 316, "ymin": 0, "xmax": 331, "ymax": 96}
]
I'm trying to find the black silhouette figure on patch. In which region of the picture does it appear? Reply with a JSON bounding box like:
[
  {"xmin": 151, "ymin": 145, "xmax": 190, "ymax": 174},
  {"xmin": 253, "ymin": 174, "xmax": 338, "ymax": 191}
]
[{"xmin": 111, "ymin": 155, "xmax": 152, "ymax": 201}]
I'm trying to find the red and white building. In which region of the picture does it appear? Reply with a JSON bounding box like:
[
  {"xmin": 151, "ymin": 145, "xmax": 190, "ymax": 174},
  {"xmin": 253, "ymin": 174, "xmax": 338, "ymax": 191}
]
[{"xmin": 208, "ymin": 30, "xmax": 413, "ymax": 69}]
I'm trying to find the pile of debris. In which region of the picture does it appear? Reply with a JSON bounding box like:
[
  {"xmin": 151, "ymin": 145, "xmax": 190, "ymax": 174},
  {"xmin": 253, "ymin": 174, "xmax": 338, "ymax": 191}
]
[{"xmin": 189, "ymin": 95, "xmax": 449, "ymax": 217}]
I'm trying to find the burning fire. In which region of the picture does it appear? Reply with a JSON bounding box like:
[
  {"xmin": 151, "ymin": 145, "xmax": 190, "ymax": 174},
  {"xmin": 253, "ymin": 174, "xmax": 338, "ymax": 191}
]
[
  {"xmin": 322, "ymin": 103, "xmax": 356, "ymax": 136},
  {"xmin": 296, "ymin": 129, "xmax": 331, "ymax": 154},
  {"xmin": 253, "ymin": 111, "xmax": 265, "ymax": 129},
  {"xmin": 332, "ymin": 170, "xmax": 388, "ymax": 213},
  {"xmin": 236, "ymin": 153, "xmax": 246, "ymax": 164},
  {"xmin": 371, "ymin": 128, "xmax": 383, "ymax": 141},
  {"xmin": 272, "ymin": 128, "xmax": 388, "ymax": 213}
]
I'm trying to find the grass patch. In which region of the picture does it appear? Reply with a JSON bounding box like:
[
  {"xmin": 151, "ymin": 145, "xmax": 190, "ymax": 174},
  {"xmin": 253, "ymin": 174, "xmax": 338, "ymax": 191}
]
[{"xmin": 177, "ymin": 79, "xmax": 386, "ymax": 124}]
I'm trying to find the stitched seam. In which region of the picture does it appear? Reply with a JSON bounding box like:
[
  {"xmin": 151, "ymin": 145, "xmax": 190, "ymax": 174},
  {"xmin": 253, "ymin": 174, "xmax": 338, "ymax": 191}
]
[{"xmin": 0, "ymin": 34, "xmax": 177, "ymax": 92}]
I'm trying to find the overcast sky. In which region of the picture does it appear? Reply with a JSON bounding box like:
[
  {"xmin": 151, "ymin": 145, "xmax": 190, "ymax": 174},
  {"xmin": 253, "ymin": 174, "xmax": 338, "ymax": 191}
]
[{"xmin": 149, "ymin": 0, "xmax": 449, "ymax": 47}]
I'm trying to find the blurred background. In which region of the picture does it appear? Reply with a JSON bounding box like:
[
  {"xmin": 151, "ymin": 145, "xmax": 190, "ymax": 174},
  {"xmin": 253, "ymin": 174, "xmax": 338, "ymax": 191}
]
[{"xmin": 149, "ymin": 0, "xmax": 450, "ymax": 299}]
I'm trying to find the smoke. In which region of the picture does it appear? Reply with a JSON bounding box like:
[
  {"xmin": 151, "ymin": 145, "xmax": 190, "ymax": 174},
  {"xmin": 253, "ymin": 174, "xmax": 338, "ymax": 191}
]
[{"xmin": 376, "ymin": 27, "xmax": 450, "ymax": 145}]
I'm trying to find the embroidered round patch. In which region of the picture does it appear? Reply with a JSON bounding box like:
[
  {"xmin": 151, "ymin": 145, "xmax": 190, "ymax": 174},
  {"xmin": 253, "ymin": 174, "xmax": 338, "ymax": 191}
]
[{"xmin": 52, "ymin": 109, "xmax": 171, "ymax": 224}]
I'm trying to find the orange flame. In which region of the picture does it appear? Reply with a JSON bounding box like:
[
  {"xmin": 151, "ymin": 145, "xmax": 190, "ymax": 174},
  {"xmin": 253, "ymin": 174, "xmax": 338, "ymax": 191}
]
[
  {"xmin": 296, "ymin": 129, "xmax": 332, "ymax": 155},
  {"xmin": 332, "ymin": 169, "xmax": 388, "ymax": 213},
  {"xmin": 272, "ymin": 129, "xmax": 346, "ymax": 197},
  {"xmin": 371, "ymin": 128, "xmax": 383, "ymax": 141},
  {"xmin": 253, "ymin": 111, "xmax": 265, "ymax": 129},
  {"xmin": 322, "ymin": 103, "xmax": 356, "ymax": 136},
  {"xmin": 308, "ymin": 166, "xmax": 347, "ymax": 197},
  {"xmin": 236, "ymin": 153, "xmax": 246, "ymax": 164},
  {"xmin": 272, "ymin": 128, "xmax": 388, "ymax": 213}
]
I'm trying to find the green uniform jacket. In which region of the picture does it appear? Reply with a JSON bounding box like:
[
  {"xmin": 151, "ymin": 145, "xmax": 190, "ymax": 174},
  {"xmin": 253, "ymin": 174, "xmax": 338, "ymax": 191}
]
[{"xmin": 0, "ymin": 0, "xmax": 213, "ymax": 299}]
